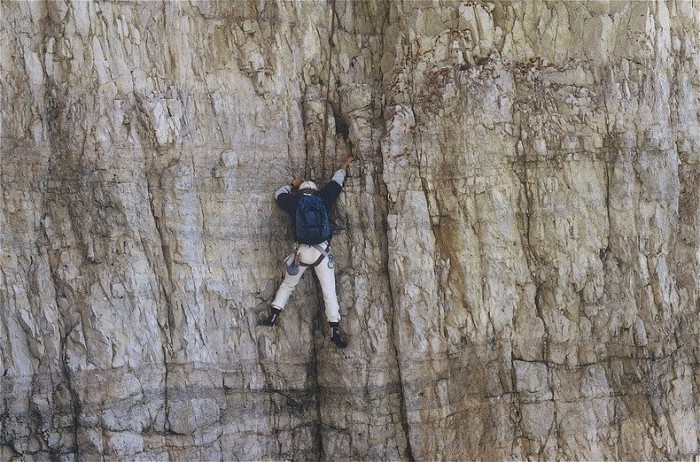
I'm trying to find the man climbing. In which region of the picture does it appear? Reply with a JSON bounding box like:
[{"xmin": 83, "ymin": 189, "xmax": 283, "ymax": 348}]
[{"xmin": 260, "ymin": 156, "xmax": 354, "ymax": 348}]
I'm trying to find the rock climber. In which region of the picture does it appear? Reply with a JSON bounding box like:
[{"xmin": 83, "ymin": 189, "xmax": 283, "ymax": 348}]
[{"xmin": 260, "ymin": 156, "xmax": 354, "ymax": 348}]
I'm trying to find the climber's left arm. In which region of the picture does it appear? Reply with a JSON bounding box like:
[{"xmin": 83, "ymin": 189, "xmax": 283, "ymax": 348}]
[{"xmin": 319, "ymin": 157, "xmax": 353, "ymax": 207}]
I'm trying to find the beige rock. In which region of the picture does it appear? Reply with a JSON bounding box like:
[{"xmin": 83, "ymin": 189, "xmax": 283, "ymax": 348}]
[{"xmin": 1, "ymin": 0, "xmax": 698, "ymax": 460}]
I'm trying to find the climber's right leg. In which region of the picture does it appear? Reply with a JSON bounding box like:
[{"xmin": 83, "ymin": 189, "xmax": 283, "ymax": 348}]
[{"xmin": 261, "ymin": 264, "xmax": 308, "ymax": 326}]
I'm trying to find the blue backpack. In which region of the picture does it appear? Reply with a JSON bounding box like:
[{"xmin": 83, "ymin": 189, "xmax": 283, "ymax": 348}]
[{"xmin": 295, "ymin": 195, "xmax": 331, "ymax": 244}]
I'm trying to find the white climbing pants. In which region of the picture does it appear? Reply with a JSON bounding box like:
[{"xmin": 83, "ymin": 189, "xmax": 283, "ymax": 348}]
[{"xmin": 271, "ymin": 242, "xmax": 341, "ymax": 323}]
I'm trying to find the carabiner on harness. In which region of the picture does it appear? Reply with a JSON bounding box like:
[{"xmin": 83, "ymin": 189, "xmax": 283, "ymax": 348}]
[
  {"xmin": 285, "ymin": 244, "xmax": 301, "ymax": 275},
  {"xmin": 285, "ymin": 253, "xmax": 299, "ymax": 275}
]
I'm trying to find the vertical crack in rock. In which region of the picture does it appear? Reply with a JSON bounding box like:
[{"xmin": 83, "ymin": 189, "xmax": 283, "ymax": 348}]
[
  {"xmin": 58, "ymin": 327, "xmax": 81, "ymax": 459},
  {"xmin": 512, "ymin": 99, "xmax": 549, "ymax": 359},
  {"xmin": 38, "ymin": 183, "xmax": 81, "ymax": 458},
  {"xmin": 301, "ymin": 84, "xmax": 312, "ymax": 177},
  {"xmin": 144, "ymin": 168, "xmax": 174, "ymax": 435},
  {"xmin": 320, "ymin": 0, "xmax": 337, "ymax": 176},
  {"xmin": 309, "ymin": 306, "xmax": 324, "ymax": 461},
  {"xmin": 31, "ymin": 203, "xmax": 75, "ymax": 458},
  {"xmin": 383, "ymin": 246, "xmax": 416, "ymax": 462}
]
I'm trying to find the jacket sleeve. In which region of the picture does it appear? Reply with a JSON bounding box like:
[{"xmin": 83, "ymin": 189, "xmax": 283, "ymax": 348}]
[
  {"xmin": 331, "ymin": 169, "xmax": 346, "ymax": 186},
  {"xmin": 275, "ymin": 185, "xmax": 298, "ymax": 217},
  {"xmin": 318, "ymin": 169, "xmax": 346, "ymax": 208},
  {"xmin": 275, "ymin": 184, "xmax": 292, "ymax": 199}
]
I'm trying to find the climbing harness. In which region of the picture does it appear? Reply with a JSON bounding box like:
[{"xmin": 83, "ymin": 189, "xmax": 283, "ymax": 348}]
[
  {"xmin": 285, "ymin": 243, "xmax": 301, "ymax": 275},
  {"xmin": 284, "ymin": 243, "xmax": 334, "ymax": 275},
  {"xmin": 312, "ymin": 243, "xmax": 335, "ymax": 269}
]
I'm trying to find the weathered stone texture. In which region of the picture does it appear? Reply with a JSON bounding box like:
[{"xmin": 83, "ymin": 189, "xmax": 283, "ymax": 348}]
[{"xmin": 1, "ymin": 1, "xmax": 698, "ymax": 460}]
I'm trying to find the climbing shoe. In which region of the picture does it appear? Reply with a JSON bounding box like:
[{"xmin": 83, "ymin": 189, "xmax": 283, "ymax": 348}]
[
  {"xmin": 329, "ymin": 323, "xmax": 348, "ymax": 348},
  {"xmin": 259, "ymin": 308, "xmax": 281, "ymax": 326}
]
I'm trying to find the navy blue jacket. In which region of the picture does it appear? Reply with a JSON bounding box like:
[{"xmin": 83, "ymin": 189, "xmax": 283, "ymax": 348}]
[{"xmin": 275, "ymin": 170, "xmax": 346, "ymax": 240}]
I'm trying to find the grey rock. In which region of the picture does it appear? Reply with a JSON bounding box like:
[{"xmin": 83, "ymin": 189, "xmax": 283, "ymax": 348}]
[{"xmin": 1, "ymin": 0, "xmax": 698, "ymax": 460}]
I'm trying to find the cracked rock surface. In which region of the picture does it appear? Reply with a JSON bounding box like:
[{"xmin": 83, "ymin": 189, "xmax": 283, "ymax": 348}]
[{"xmin": 1, "ymin": 1, "xmax": 698, "ymax": 460}]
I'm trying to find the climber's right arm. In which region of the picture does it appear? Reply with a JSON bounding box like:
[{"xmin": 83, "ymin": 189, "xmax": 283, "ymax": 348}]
[
  {"xmin": 274, "ymin": 178, "xmax": 302, "ymax": 216},
  {"xmin": 274, "ymin": 177, "xmax": 303, "ymax": 200},
  {"xmin": 274, "ymin": 184, "xmax": 293, "ymax": 200}
]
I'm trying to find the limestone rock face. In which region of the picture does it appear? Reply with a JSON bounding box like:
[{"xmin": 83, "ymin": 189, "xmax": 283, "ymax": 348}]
[{"xmin": 1, "ymin": 1, "xmax": 698, "ymax": 460}]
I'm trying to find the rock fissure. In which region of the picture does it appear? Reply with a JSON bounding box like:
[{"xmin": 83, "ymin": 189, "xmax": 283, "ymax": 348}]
[
  {"xmin": 309, "ymin": 297, "xmax": 325, "ymax": 461},
  {"xmin": 319, "ymin": 0, "xmax": 337, "ymax": 176}
]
